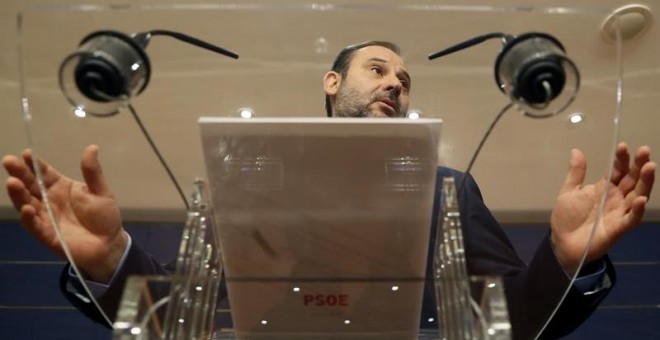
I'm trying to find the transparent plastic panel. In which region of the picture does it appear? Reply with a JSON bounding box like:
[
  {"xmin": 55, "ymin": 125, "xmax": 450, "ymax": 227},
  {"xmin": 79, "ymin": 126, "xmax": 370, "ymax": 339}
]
[
  {"xmin": 14, "ymin": 2, "xmax": 636, "ymax": 339},
  {"xmin": 605, "ymin": 3, "xmax": 660, "ymax": 339},
  {"xmin": 199, "ymin": 117, "xmax": 440, "ymax": 339}
]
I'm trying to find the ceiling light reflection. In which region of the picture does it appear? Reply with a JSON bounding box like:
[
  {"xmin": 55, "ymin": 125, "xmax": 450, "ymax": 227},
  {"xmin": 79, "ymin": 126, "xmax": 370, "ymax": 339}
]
[
  {"xmin": 407, "ymin": 110, "xmax": 421, "ymax": 119},
  {"xmin": 74, "ymin": 107, "xmax": 87, "ymax": 118},
  {"xmin": 569, "ymin": 112, "xmax": 583, "ymax": 124},
  {"xmin": 238, "ymin": 107, "xmax": 254, "ymax": 119}
]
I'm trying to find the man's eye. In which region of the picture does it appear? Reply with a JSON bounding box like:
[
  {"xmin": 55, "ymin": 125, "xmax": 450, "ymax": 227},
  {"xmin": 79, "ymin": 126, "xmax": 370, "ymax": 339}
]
[{"xmin": 370, "ymin": 67, "xmax": 382, "ymax": 75}]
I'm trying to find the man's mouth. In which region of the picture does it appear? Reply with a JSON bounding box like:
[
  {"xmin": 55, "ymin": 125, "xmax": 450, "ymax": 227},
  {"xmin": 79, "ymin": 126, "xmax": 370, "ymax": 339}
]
[{"xmin": 377, "ymin": 99, "xmax": 398, "ymax": 116}]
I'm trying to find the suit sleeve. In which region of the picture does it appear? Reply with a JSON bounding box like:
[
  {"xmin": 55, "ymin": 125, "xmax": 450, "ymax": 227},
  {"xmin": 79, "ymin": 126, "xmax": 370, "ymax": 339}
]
[{"xmin": 60, "ymin": 240, "xmax": 170, "ymax": 326}]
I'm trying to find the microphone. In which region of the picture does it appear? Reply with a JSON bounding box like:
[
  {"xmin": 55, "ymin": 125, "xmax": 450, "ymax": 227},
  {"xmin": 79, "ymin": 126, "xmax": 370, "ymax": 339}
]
[
  {"xmin": 429, "ymin": 32, "xmax": 579, "ymax": 118},
  {"xmin": 59, "ymin": 30, "xmax": 239, "ymax": 116}
]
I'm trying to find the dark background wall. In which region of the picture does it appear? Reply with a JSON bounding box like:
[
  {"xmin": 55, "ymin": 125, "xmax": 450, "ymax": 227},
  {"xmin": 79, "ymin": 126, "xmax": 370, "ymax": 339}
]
[{"xmin": 1, "ymin": 220, "xmax": 658, "ymax": 339}]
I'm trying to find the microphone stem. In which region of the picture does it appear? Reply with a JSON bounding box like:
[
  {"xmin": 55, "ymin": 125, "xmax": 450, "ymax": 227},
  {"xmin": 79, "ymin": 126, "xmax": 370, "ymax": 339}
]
[
  {"xmin": 428, "ymin": 32, "xmax": 512, "ymax": 60},
  {"xmin": 147, "ymin": 29, "xmax": 239, "ymax": 59}
]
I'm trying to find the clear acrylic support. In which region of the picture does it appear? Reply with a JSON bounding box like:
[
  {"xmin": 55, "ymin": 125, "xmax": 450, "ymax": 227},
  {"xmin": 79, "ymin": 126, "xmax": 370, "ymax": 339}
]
[
  {"xmin": 113, "ymin": 179, "xmax": 222, "ymax": 340},
  {"xmin": 434, "ymin": 176, "xmax": 511, "ymax": 340}
]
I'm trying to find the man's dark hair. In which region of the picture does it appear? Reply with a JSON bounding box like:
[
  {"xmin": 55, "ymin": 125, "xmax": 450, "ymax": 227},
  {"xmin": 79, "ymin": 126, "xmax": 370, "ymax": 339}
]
[{"xmin": 325, "ymin": 41, "xmax": 401, "ymax": 117}]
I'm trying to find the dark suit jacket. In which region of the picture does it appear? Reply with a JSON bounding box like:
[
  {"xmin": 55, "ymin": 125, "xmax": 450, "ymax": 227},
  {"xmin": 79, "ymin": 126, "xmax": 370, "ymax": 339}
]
[{"xmin": 62, "ymin": 167, "xmax": 613, "ymax": 340}]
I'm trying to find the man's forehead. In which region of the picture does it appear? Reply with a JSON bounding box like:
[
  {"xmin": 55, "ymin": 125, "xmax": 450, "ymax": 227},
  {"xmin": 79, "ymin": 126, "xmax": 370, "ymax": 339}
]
[{"xmin": 352, "ymin": 45, "xmax": 406, "ymax": 68}]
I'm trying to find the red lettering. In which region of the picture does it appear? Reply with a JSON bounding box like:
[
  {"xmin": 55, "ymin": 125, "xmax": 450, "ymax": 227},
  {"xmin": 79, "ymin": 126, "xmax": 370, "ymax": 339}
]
[
  {"xmin": 315, "ymin": 294, "xmax": 324, "ymax": 306},
  {"xmin": 339, "ymin": 294, "xmax": 348, "ymax": 306},
  {"xmin": 326, "ymin": 295, "xmax": 337, "ymax": 306},
  {"xmin": 303, "ymin": 294, "xmax": 314, "ymax": 306},
  {"xmin": 302, "ymin": 294, "xmax": 350, "ymax": 307}
]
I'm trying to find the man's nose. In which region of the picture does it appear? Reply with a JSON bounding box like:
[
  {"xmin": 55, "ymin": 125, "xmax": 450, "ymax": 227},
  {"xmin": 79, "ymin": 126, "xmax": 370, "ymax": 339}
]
[{"xmin": 384, "ymin": 77, "xmax": 402, "ymax": 96}]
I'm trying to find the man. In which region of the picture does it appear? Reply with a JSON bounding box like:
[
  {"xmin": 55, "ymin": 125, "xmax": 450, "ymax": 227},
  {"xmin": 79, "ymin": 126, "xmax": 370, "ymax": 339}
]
[{"xmin": 3, "ymin": 41, "xmax": 656, "ymax": 339}]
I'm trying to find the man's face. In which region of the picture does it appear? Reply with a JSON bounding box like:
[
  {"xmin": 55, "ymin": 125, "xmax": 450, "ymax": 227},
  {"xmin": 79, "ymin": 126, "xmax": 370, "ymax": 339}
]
[{"xmin": 326, "ymin": 46, "xmax": 411, "ymax": 118}]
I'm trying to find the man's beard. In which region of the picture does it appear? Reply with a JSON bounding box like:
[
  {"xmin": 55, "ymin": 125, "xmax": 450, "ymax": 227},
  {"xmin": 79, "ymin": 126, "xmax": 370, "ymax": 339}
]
[{"xmin": 333, "ymin": 83, "xmax": 403, "ymax": 118}]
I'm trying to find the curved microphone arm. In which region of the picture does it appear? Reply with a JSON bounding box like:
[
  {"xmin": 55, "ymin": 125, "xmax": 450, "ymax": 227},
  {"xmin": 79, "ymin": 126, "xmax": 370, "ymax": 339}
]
[
  {"xmin": 428, "ymin": 32, "xmax": 512, "ymax": 60},
  {"xmin": 132, "ymin": 29, "xmax": 239, "ymax": 59}
]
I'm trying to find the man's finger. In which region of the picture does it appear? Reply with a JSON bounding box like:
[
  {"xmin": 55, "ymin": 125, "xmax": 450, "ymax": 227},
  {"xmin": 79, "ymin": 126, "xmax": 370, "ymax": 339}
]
[
  {"xmin": 3, "ymin": 154, "xmax": 41, "ymax": 198},
  {"xmin": 634, "ymin": 145, "xmax": 652, "ymax": 173},
  {"xmin": 5, "ymin": 177, "xmax": 42, "ymax": 212},
  {"xmin": 634, "ymin": 161, "xmax": 656, "ymax": 199},
  {"xmin": 80, "ymin": 145, "xmax": 112, "ymax": 197},
  {"xmin": 619, "ymin": 146, "xmax": 653, "ymax": 196},
  {"xmin": 19, "ymin": 205, "xmax": 57, "ymax": 253},
  {"xmin": 22, "ymin": 149, "xmax": 62, "ymax": 189},
  {"xmin": 610, "ymin": 143, "xmax": 630, "ymax": 185},
  {"xmin": 622, "ymin": 196, "xmax": 648, "ymax": 235},
  {"xmin": 560, "ymin": 149, "xmax": 587, "ymax": 193}
]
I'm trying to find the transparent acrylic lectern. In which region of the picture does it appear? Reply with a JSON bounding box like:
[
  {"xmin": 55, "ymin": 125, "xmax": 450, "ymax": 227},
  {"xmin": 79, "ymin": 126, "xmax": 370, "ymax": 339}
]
[{"xmin": 15, "ymin": 2, "xmax": 630, "ymax": 339}]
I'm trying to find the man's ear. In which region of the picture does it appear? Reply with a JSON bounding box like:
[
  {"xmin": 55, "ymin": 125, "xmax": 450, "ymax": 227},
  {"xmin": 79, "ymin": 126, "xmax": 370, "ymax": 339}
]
[{"xmin": 323, "ymin": 71, "xmax": 341, "ymax": 96}]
